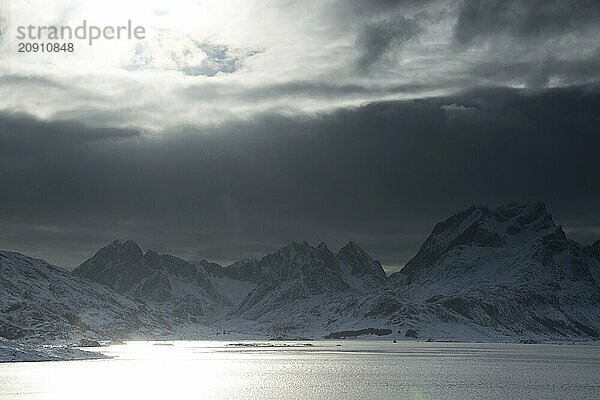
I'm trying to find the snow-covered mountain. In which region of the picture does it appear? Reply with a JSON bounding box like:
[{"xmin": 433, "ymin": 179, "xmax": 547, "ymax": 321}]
[
  {"xmin": 73, "ymin": 240, "xmax": 226, "ymax": 322},
  {"xmin": 221, "ymin": 241, "xmax": 386, "ymax": 337},
  {"xmin": 366, "ymin": 202, "xmax": 600, "ymax": 341},
  {"xmin": 0, "ymin": 250, "xmax": 171, "ymax": 342},
  {"xmin": 1, "ymin": 201, "xmax": 599, "ymax": 344},
  {"xmin": 219, "ymin": 202, "xmax": 600, "ymax": 341}
]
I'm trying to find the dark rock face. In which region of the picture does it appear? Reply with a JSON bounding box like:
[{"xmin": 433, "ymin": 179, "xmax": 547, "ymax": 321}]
[
  {"xmin": 233, "ymin": 241, "xmax": 387, "ymax": 320},
  {"xmin": 584, "ymin": 240, "xmax": 600, "ymax": 261},
  {"xmin": 196, "ymin": 259, "xmax": 261, "ymax": 283},
  {"xmin": 192, "ymin": 260, "xmax": 224, "ymax": 276},
  {"xmin": 73, "ymin": 240, "xmax": 149, "ymax": 293},
  {"xmin": 77, "ymin": 339, "xmax": 101, "ymax": 347},
  {"xmin": 324, "ymin": 328, "xmax": 392, "ymax": 339},
  {"xmin": 405, "ymin": 329, "xmax": 418, "ymax": 338},
  {"xmin": 224, "ymin": 259, "xmax": 261, "ymax": 283},
  {"xmin": 252, "ymin": 241, "xmax": 347, "ymax": 292},
  {"xmin": 0, "ymin": 321, "xmax": 26, "ymax": 340},
  {"xmin": 337, "ymin": 241, "xmax": 386, "ymax": 284},
  {"xmin": 239, "ymin": 240, "xmax": 386, "ymax": 294},
  {"xmin": 72, "ymin": 240, "xmax": 220, "ymax": 319},
  {"xmin": 513, "ymin": 202, "xmax": 555, "ymax": 229},
  {"xmin": 234, "ymin": 242, "xmax": 349, "ymax": 317}
]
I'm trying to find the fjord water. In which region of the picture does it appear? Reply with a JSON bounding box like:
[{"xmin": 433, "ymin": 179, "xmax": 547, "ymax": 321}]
[{"xmin": 1, "ymin": 341, "xmax": 599, "ymax": 399}]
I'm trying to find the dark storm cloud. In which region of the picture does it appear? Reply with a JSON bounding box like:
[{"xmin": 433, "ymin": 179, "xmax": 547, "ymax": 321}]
[
  {"xmin": 355, "ymin": 17, "xmax": 422, "ymax": 71},
  {"xmin": 445, "ymin": 0, "xmax": 600, "ymax": 90},
  {"xmin": 343, "ymin": 0, "xmax": 436, "ymax": 14},
  {"xmin": 0, "ymin": 112, "xmax": 140, "ymax": 150},
  {"xmin": 1, "ymin": 85, "xmax": 600, "ymax": 269},
  {"xmin": 335, "ymin": 0, "xmax": 432, "ymax": 72},
  {"xmin": 338, "ymin": 0, "xmax": 600, "ymax": 88},
  {"xmin": 465, "ymin": 48, "xmax": 600, "ymax": 89},
  {"xmin": 454, "ymin": 0, "xmax": 600, "ymax": 44}
]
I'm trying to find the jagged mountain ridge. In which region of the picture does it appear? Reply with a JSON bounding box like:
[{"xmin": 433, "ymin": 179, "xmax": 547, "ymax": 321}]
[
  {"xmin": 220, "ymin": 202, "xmax": 600, "ymax": 339},
  {"xmin": 1, "ymin": 201, "xmax": 599, "ymax": 342},
  {"xmin": 73, "ymin": 240, "xmax": 225, "ymax": 321},
  {"xmin": 230, "ymin": 241, "xmax": 386, "ymax": 331},
  {"xmin": 72, "ymin": 239, "xmax": 387, "ymax": 334}
]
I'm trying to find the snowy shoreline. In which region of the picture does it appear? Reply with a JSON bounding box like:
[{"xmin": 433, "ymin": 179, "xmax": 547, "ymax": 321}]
[
  {"xmin": 0, "ymin": 338, "xmax": 107, "ymax": 363},
  {"xmin": 3, "ymin": 335, "xmax": 600, "ymax": 363}
]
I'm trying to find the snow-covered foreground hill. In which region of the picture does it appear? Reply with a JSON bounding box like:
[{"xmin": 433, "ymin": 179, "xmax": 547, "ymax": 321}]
[
  {"xmin": 0, "ymin": 250, "xmax": 173, "ymax": 342},
  {"xmin": 1, "ymin": 202, "xmax": 599, "ymax": 349}
]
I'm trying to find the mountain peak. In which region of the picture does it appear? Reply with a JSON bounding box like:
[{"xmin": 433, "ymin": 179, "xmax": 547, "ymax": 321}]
[
  {"xmin": 339, "ymin": 241, "xmax": 364, "ymax": 254},
  {"xmin": 73, "ymin": 240, "xmax": 148, "ymax": 294},
  {"xmin": 399, "ymin": 201, "xmax": 558, "ymax": 283},
  {"xmin": 102, "ymin": 239, "xmax": 143, "ymax": 256},
  {"xmin": 337, "ymin": 241, "xmax": 386, "ymax": 284},
  {"xmin": 144, "ymin": 249, "xmax": 159, "ymax": 257},
  {"xmin": 338, "ymin": 241, "xmax": 375, "ymax": 263},
  {"xmin": 73, "ymin": 241, "xmax": 219, "ymax": 311},
  {"xmin": 493, "ymin": 201, "xmax": 554, "ymax": 229}
]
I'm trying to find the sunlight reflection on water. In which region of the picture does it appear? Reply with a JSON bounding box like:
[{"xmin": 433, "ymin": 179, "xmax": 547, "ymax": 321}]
[{"xmin": 1, "ymin": 341, "xmax": 600, "ymax": 400}]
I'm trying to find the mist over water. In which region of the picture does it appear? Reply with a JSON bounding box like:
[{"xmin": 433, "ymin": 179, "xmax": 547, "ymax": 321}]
[{"xmin": 1, "ymin": 341, "xmax": 599, "ymax": 400}]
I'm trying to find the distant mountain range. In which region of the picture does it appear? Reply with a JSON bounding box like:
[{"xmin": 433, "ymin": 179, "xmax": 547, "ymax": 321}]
[{"xmin": 1, "ymin": 202, "xmax": 599, "ymax": 342}]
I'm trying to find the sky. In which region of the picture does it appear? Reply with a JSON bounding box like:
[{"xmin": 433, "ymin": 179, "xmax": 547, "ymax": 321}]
[{"xmin": 0, "ymin": 0, "xmax": 599, "ymax": 271}]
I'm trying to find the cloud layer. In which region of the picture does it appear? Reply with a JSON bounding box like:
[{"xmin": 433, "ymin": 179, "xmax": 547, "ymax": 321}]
[
  {"xmin": 1, "ymin": 1, "xmax": 599, "ymax": 268},
  {"xmin": 1, "ymin": 0, "xmax": 599, "ymax": 129},
  {"xmin": 1, "ymin": 85, "xmax": 599, "ymax": 268}
]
